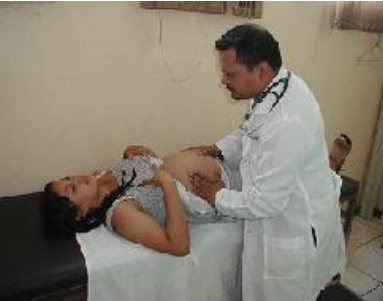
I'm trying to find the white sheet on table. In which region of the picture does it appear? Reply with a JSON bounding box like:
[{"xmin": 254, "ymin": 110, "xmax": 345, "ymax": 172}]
[{"xmin": 76, "ymin": 220, "xmax": 243, "ymax": 301}]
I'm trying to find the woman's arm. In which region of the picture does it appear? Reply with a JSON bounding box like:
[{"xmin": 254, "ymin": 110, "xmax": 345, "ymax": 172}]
[{"xmin": 111, "ymin": 169, "xmax": 190, "ymax": 256}]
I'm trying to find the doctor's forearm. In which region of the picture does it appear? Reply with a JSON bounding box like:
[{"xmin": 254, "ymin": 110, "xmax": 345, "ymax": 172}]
[
  {"xmin": 216, "ymin": 129, "xmax": 244, "ymax": 167},
  {"xmin": 215, "ymin": 188, "xmax": 290, "ymax": 219}
]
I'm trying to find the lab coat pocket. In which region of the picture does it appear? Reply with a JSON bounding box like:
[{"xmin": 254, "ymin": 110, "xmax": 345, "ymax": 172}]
[{"xmin": 264, "ymin": 236, "xmax": 306, "ymax": 279}]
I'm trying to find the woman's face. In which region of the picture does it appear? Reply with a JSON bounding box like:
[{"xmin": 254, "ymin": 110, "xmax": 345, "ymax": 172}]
[{"xmin": 52, "ymin": 175, "xmax": 101, "ymax": 219}]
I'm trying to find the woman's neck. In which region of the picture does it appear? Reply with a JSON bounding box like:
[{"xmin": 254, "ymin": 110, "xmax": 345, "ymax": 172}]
[{"xmin": 96, "ymin": 170, "xmax": 119, "ymax": 204}]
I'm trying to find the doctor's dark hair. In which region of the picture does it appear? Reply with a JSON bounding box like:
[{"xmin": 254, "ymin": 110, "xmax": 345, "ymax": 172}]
[{"xmin": 215, "ymin": 24, "xmax": 282, "ymax": 72}]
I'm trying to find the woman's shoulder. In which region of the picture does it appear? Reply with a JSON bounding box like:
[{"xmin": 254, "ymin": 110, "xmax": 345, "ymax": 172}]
[
  {"xmin": 105, "ymin": 196, "xmax": 142, "ymax": 230},
  {"xmin": 114, "ymin": 196, "xmax": 143, "ymax": 212}
]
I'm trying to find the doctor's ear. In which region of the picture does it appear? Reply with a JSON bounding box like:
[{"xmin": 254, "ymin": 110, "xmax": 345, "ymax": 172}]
[{"xmin": 253, "ymin": 62, "xmax": 273, "ymax": 80}]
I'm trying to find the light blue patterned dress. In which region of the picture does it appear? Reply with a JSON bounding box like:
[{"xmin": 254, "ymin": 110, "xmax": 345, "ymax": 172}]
[{"xmin": 105, "ymin": 156, "xmax": 233, "ymax": 230}]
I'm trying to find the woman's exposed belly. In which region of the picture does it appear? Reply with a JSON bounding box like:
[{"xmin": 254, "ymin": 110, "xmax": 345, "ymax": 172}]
[{"xmin": 162, "ymin": 150, "xmax": 222, "ymax": 192}]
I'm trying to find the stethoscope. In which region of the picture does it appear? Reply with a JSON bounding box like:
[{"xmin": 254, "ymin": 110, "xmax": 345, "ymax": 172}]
[{"xmin": 244, "ymin": 71, "xmax": 291, "ymax": 121}]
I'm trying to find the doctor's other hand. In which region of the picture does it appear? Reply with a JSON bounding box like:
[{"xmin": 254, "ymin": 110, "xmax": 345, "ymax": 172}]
[
  {"xmin": 181, "ymin": 145, "xmax": 222, "ymax": 158},
  {"xmin": 123, "ymin": 145, "xmax": 157, "ymax": 160},
  {"xmin": 188, "ymin": 171, "xmax": 224, "ymax": 206}
]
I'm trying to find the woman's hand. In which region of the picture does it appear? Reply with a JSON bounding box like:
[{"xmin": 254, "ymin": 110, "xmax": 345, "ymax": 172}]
[{"xmin": 123, "ymin": 145, "xmax": 157, "ymax": 160}]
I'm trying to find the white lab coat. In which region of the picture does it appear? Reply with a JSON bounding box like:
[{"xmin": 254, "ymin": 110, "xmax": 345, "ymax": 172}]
[{"xmin": 215, "ymin": 67, "xmax": 346, "ymax": 301}]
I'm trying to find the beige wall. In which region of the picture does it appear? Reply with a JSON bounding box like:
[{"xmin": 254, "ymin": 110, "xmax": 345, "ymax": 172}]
[
  {"xmin": 1, "ymin": 2, "xmax": 383, "ymax": 197},
  {"xmin": 378, "ymin": 174, "xmax": 383, "ymax": 212}
]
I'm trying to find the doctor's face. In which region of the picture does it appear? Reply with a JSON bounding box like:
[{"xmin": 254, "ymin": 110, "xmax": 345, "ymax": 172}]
[{"xmin": 218, "ymin": 49, "xmax": 261, "ymax": 101}]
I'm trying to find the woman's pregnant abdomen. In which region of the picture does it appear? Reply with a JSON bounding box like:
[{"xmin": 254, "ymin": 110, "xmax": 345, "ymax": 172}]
[{"xmin": 162, "ymin": 151, "xmax": 221, "ymax": 192}]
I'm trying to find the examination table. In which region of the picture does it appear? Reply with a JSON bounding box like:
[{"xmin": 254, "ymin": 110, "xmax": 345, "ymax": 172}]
[
  {"xmin": 0, "ymin": 176, "xmax": 358, "ymax": 301},
  {"xmin": 0, "ymin": 191, "xmax": 243, "ymax": 301},
  {"xmin": 0, "ymin": 192, "xmax": 87, "ymax": 300}
]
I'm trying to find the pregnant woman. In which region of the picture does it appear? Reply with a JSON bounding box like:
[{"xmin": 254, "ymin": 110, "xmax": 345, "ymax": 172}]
[{"xmin": 43, "ymin": 145, "xmax": 234, "ymax": 256}]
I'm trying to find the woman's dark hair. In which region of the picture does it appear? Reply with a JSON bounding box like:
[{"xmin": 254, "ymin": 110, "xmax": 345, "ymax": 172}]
[
  {"xmin": 215, "ymin": 23, "xmax": 282, "ymax": 71},
  {"xmin": 43, "ymin": 182, "xmax": 105, "ymax": 237},
  {"xmin": 42, "ymin": 170, "xmax": 137, "ymax": 237},
  {"xmin": 43, "ymin": 182, "xmax": 77, "ymax": 237}
]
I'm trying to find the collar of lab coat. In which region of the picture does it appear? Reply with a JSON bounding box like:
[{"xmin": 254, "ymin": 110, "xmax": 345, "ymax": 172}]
[{"xmin": 244, "ymin": 66, "xmax": 289, "ymax": 135}]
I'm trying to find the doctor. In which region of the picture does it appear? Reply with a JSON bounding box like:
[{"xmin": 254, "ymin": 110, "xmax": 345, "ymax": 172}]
[{"xmin": 188, "ymin": 24, "xmax": 346, "ymax": 301}]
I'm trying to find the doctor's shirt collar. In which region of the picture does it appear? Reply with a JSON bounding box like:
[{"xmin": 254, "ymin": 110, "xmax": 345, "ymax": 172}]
[{"xmin": 251, "ymin": 66, "xmax": 289, "ymax": 114}]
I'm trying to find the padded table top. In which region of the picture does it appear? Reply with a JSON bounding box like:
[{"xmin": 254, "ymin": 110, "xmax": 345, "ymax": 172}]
[
  {"xmin": 0, "ymin": 192, "xmax": 87, "ymax": 300},
  {"xmin": 0, "ymin": 176, "xmax": 359, "ymax": 300}
]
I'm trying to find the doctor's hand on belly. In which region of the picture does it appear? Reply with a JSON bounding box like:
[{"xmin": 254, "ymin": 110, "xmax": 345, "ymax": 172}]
[
  {"xmin": 162, "ymin": 150, "xmax": 225, "ymax": 205},
  {"xmin": 188, "ymin": 171, "xmax": 225, "ymax": 206}
]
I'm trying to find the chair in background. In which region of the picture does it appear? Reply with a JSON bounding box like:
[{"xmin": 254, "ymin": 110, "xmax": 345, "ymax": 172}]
[
  {"xmin": 329, "ymin": 134, "xmax": 359, "ymax": 245},
  {"xmin": 329, "ymin": 133, "xmax": 352, "ymax": 174}
]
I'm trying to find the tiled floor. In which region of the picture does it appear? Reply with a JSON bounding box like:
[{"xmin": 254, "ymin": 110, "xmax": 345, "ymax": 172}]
[{"xmin": 341, "ymin": 216, "xmax": 383, "ymax": 300}]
